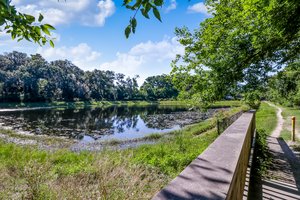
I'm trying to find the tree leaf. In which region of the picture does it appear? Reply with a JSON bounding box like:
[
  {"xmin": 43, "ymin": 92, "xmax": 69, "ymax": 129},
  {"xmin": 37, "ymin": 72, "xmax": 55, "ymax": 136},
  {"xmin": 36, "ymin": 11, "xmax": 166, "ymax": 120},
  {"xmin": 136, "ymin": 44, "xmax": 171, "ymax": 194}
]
[
  {"xmin": 49, "ymin": 40, "xmax": 54, "ymax": 48},
  {"xmin": 44, "ymin": 24, "xmax": 56, "ymax": 30},
  {"xmin": 141, "ymin": 8, "xmax": 150, "ymax": 19},
  {"xmin": 133, "ymin": 0, "xmax": 142, "ymax": 8},
  {"xmin": 125, "ymin": 25, "xmax": 131, "ymax": 38},
  {"xmin": 38, "ymin": 14, "xmax": 44, "ymax": 22},
  {"xmin": 41, "ymin": 25, "xmax": 50, "ymax": 35},
  {"xmin": 123, "ymin": 0, "xmax": 133, "ymax": 6},
  {"xmin": 153, "ymin": 7, "xmax": 162, "ymax": 22},
  {"xmin": 131, "ymin": 18, "xmax": 137, "ymax": 33},
  {"xmin": 0, "ymin": 0, "xmax": 9, "ymax": 7},
  {"xmin": 24, "ymin": 14, "xmax": 35, "ymax": 23},
  {"xmin": 154, "ymin": 0, "xmax": 163, "ymax": 6},
  {"xmin": 144, "ymin": 3, "xmax": 152, "ymax": 13},
  {"xmin": 125, "ymin": 5, "xmax": 135, "ymax": 10}
]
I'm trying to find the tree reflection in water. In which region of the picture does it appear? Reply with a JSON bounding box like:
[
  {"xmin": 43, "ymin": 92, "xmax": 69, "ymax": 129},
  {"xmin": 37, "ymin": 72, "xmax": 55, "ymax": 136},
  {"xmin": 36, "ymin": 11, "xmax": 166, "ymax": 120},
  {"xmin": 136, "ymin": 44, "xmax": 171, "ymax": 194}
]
[{"xmin": 0, "ymin": 105, "xmax": 216, "ymax": 141}]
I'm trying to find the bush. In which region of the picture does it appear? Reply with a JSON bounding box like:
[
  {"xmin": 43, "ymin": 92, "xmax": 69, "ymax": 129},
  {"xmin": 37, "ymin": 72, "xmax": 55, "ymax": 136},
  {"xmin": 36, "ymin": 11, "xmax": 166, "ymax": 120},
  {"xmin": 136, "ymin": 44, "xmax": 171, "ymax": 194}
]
[
  {"xmin": 243, "ymin": 91, "xmax": 261, "ymax": 109},
  {"xmin": 252, "ymin": 129, "xmax": 272, "ymax": 177}
]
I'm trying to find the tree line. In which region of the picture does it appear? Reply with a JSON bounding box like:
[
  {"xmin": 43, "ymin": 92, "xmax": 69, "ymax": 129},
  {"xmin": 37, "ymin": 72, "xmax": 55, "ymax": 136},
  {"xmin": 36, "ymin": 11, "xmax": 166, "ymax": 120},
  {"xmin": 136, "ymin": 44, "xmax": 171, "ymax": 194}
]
[
  {"xmin": 0, "ymin": 51, "xmax": 178, "ymax": 103},
  {"xmin": 267, "ymin": 60, "xmax": 300, "ymax": 107}
]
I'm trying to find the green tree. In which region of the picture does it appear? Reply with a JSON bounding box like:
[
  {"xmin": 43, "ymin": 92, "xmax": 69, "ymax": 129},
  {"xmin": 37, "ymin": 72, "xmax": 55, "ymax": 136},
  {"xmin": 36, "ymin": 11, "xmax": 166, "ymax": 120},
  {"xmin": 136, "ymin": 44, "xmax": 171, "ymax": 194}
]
[
  {"xmin": 268, "ymin": 60, "xmax": 300, "ymax": 106},
  {"xmin": 171, "ymin": 0, "xmax": 300, "ymax": 103},
  {"xmin": 0, "ymin": 51, "xmax": 161, "ymax": 102},
  {"xmin": 140, "ymin": 74, "xmax": 178, "ymax": 100}
]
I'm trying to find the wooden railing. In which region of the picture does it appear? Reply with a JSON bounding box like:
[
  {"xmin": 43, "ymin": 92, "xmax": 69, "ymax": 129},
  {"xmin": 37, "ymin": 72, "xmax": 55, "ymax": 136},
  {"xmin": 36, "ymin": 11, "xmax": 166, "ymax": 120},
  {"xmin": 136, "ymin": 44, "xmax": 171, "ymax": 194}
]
[{"xmin": 153, "ymin": 111, "xmax": 256, "ymax": 200}]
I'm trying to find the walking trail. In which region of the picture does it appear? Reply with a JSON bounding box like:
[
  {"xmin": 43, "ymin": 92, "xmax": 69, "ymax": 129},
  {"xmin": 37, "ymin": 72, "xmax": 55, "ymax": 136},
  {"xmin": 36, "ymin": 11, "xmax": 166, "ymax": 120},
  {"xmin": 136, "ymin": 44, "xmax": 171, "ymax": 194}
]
[{"xmin": 261, "ymin": 103, "xmax": 300, "ymax": 199}]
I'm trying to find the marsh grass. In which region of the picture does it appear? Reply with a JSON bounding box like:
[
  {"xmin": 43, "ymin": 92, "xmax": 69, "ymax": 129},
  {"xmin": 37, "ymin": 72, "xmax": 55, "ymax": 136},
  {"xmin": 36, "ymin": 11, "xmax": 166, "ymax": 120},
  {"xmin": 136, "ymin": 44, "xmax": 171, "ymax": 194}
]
[
  {"xmin": 143, "ymin": 133, "xmax": 163, "ymax": 140},
  {"xmin": 0, "ymin": 143, "xmax": 168, "ymax": 199}
]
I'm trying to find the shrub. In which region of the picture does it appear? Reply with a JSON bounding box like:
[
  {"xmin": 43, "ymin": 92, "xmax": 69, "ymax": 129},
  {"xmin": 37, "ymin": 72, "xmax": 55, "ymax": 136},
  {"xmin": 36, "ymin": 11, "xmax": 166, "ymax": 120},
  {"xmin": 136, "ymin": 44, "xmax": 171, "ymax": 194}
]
[
  {"xmin": 252, "ymin": 129, "xmax": 272, "ymax": 177},
  {"xmin": 243, "ymin": 91, "xmax": 261, "ymax": 109}
]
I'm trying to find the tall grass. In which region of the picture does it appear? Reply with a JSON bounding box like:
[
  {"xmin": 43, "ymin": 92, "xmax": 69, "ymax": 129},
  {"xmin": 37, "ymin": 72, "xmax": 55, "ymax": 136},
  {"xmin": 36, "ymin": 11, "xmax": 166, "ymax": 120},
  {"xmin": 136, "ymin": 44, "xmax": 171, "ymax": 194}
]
[{"xmin": 0, "ymin": 143, "xmax": 168, "ymax": 199}]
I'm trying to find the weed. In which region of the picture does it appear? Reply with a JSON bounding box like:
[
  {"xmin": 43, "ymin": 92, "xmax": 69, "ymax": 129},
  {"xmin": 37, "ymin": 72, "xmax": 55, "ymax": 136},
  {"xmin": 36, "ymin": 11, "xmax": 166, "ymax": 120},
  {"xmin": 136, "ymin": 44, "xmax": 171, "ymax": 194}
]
[
  {"xmin": 252, "ymin": 129, "xmax": 272, "ymax": 177},
  {"xmin": 144, "ymin": 133, "xmax": 162, "ymax": 140}
]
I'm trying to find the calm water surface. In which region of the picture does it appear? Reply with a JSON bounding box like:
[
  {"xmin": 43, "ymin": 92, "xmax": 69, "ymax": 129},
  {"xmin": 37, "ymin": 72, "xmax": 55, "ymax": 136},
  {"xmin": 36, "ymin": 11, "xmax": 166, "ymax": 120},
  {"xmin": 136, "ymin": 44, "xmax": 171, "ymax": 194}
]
[{"xmin": 0, "ymin": 105, "xmax": 217, "ymax": 142}]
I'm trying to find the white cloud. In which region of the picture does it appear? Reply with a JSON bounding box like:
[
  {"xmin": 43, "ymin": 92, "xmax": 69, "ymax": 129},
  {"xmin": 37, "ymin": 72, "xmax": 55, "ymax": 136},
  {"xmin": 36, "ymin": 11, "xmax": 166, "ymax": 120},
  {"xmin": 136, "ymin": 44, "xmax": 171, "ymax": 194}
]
[
  {"xmin": 37, "ymin": 43, "xmax": 102, "ymax": 71},
  {"xmin": 129, "ymin": 37, "xmax": 183, "ymax": 61},
  {"xmin": 11, "ymin": 0, "xmax": 22, "ymax": 5},
  {"xmin": 99, "ymin": 37, "xmax": 184, "ymax": 85},
  {"xmin": 93, "ymin": 0, "xmax": 116, "ymax": 26},
  {"xmin": 187, "ymin": 2, "xmax": 209, "ymax": 15},
  {"xmin": 0, "ymin": 33, "xmax": 18, "ymax": 47},
  {"xmin": 165, "ymin": 0, "xmax": 177, "ymax": 12},
  {"xmin": 18, "ymin": 5, "xmax": 70, "ymax": 25},
  {"xmin": 13, "ymin": 0, "xmax": 115, "ymax": 27}
]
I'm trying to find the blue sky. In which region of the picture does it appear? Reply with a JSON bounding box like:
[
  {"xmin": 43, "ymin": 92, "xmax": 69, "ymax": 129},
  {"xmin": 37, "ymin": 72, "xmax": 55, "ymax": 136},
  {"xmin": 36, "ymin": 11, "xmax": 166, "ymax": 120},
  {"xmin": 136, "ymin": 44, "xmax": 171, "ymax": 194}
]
[{"xmin": 0, "ymin": 0, "xmax": 209, "ymax": 85}]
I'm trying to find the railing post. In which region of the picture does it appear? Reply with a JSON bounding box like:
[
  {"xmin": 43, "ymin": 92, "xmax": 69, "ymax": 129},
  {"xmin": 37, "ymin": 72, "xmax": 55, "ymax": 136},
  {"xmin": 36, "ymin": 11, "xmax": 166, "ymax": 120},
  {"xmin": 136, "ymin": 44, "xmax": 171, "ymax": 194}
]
[
  {"xmin": 217, "ymin": 120, "xmax": 220, "ymax": 135},
  {"xmin": 292, "ymin": 116, "xmax": 296, "ymax": 142}
]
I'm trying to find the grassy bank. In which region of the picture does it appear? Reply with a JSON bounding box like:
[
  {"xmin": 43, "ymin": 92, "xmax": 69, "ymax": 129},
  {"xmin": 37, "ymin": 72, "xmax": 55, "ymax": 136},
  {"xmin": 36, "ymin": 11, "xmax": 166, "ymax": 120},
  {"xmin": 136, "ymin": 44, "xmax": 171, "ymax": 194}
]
[
  {"xmin": 0, "ymin": 100, "xmax": 243, "ymax": 109},
  {"xmin": 0, "ymin": 104, "xmax": 246, "ymax": 199},
  {"xmin": 0, "ymin": 100, "xmax": 156, "ymax": 109},
  {"xmin": 159, "ymin": 100, "xmax": 243, "ymax": 108}
]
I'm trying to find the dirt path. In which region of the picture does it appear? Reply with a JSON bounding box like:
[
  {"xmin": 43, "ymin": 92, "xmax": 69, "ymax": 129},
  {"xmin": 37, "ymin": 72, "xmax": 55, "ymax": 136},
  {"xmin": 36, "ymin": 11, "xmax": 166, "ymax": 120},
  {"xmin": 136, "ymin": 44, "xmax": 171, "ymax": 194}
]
[
  {"xmin": 261, "ymin": 102, "xmax": 300, "ymax": 199},
  {"xmin": 267, "ymin": 103, "xmax": 284, "ymax": 138}
]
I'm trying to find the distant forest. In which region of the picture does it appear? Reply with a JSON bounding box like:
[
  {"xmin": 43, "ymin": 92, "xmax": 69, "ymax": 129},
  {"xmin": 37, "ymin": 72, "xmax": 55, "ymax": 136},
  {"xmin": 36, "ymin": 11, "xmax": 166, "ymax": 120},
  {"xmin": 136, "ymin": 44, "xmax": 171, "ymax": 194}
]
[{"xmin": 0, "ymin": 51, "xmax": 178, "ymax": 102}]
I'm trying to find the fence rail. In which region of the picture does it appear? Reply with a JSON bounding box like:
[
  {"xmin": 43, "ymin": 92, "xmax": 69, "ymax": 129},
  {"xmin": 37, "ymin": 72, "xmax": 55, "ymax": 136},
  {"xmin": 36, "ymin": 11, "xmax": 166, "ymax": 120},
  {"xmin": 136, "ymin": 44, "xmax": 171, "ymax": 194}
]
[
  {"xmin": 217, "ymin": 110, "xmax": 244, "ymax": 135},
  {"xmin": 153, "ymin": 111, "xmax": 256, "ymax": 200}
]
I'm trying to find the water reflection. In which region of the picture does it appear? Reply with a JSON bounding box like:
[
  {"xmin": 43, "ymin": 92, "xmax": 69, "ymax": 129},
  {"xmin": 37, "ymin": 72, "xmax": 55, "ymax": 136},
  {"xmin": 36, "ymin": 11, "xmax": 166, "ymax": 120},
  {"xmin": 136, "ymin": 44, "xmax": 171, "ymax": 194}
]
[{"xmin": 0, "ymin": 105, "xmax": 216, "ymax": 141}]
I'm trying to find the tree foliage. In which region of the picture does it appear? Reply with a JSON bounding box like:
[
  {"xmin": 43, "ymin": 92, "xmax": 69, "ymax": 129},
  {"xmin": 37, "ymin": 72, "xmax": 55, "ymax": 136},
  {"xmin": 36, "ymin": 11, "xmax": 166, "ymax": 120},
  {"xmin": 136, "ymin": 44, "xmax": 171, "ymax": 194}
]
[
  {"xmin": 0, "ymin": 0, "xmax": 55, "ymax": 46},
  {"xmin": 1, "ymin": 0, "xmax": 165, "ymax": 43},
  {"xmin": 171, "ymin": 0, "xmax": 300, "ymax": 103},
  {"xmin": 140, "ymin": 74, "xmax": 178, "ymax": 100},
  {"xmin": 268, "ymin": 60, "xmax": 300, "ymax": 106},
  {"xmin": 123, "ymin": 0, "xmax": 163, "ymax": 38},
  {"xmin": 0, "ymin": 51, "xmax": 173, "ymax": 102}
]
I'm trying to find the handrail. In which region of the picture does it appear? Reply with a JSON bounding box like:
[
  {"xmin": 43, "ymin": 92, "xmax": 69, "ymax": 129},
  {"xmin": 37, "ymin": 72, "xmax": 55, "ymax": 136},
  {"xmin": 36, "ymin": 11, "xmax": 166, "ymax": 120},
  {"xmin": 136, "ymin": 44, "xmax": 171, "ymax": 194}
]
[{"xmin": 153, "ymin": 111, "xmax": 256, "ymax": 200}]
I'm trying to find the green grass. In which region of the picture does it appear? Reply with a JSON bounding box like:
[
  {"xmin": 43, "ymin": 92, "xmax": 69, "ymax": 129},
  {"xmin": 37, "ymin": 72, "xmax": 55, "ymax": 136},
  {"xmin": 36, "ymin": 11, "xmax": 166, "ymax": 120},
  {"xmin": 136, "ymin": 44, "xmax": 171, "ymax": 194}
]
[
  {"xmin": 252, "ymin": 102, "xmax": 277, "ymax": 177},
  {"xmin": 210, "ymin": 100, "xmax": 243, "ymax": 108},
  {"xmin": 132, "ymin": 129, "xmax": 218, "ymax": 177},
  {"xmin": 280, "ymin": 106, "xmax": 300, "ymax": 142},
  {"xmin": 256, "ymin": 102, "xmax": 277, "ymax": 134},
  {"xmin": 159, "ymin": 100, "xmax": 243, "ymax": 108},
  {"xmin": 280, "ymin": 129, "xmax": 291, "ymax": 141},
  {"xmin": 143, "ymin": 133, "xmax": 163, "ymax": 140},
  {"xmin": 0, "ymin": 104, "xmax": 246, "ymax": 199}
]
